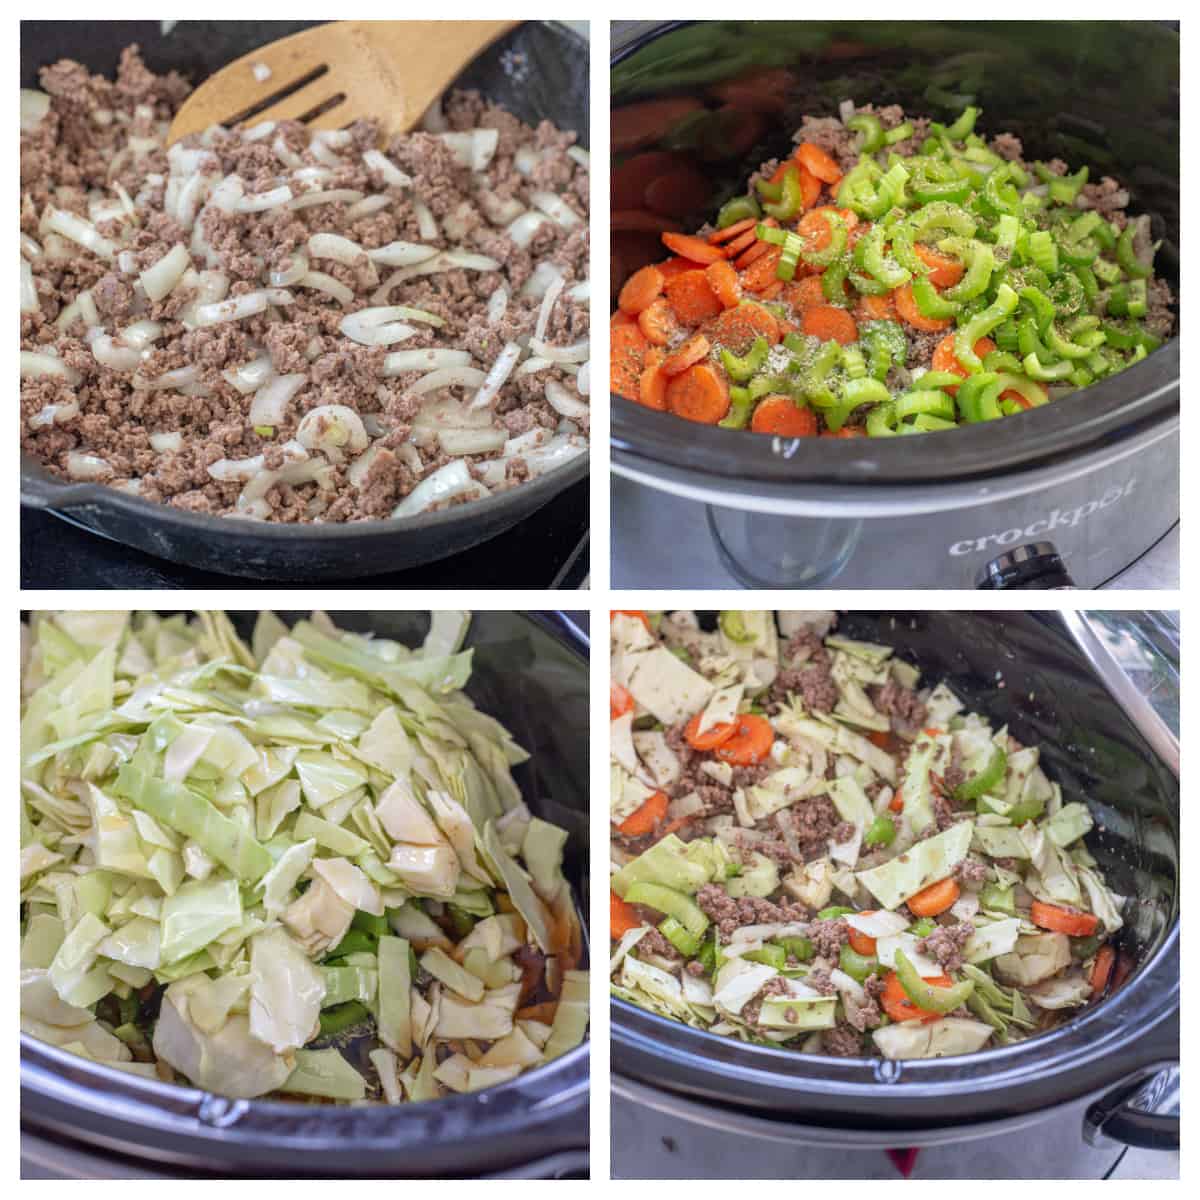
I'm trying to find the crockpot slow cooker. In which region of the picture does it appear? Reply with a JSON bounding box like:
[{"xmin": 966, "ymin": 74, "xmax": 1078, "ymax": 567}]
[
  {"xmin": 610, "ymin": 22, "xmax": 1179, "ymax": 587},
  {"xmin": 22, "ymin": 611, "xmax": 590, "ymax": 1179},
  {"xmin": 611, "ymin": 610, "xmax": 1179, "ymax": 1178}
]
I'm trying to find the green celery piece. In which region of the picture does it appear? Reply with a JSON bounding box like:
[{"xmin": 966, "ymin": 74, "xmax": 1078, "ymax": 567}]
[
  {"xmin": 624, "ymin": 880, "xmax": 710, "ymax": 938},
  {"xmin": 115, "ymin": 764, "xmax": 272, "ymax": 883},
  {"xmin": 894, "ymin": 950, "xmax": 974, "ymax": 1013}
]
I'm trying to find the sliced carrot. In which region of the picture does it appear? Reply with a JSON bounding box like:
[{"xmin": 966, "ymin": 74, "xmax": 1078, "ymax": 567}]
[
  {"xmin": 685, "ymin": 711, "xmax": 738, "ymax": 751},
  {"xmin": 797, "ymin": 205, "xmax": 858, "ymax": 253},
  {"xmin": 657, "ymin": 256, "xmax": 696, "ymax": 280},
  {"xmin": 1003, "ymin": 381, "xmax": 1048, "ymax": 411},
  {"xmin": 516, "ymin": 1000, "xmax": 558, "ymax": 1023},
  {"xmin": 662, "ymin": 231, "xmax": 726, "ymax": 265},
  {"xmin": 618, "ymin": 264, "xmax": 665, "ymax": 316},
  {"xmin": 714, "ymin": 713, "xmax": 775, "ymax": 764},
  {"xmin": 868, "ymin": 730, "xmax": 892, "ymax": 749},
  {"xmin": 907, "ymin": 877, "xmax": 961, "ymax": 918},
  {"xmin": 882, "ymin": 970, "xmax": 953, "ymax": 1024},
  {"xmin": 823, "ymin": 425, "xmax": 866, "ymax": 437},
  {"xmin": 1030, "ymin": 901, "xmax": 1099, "ymax": 938},
  {"xmin": 854, "ymin": 291, "xmax": 898, "ymax": 323},
  {"xmin": 611, "ymin": 610, "xmax": 651, "ymax": 631},
  {"xmin": 783, "ymin": 275, "xmax": 826, "ymax": 313},
  {"xmin": 758, "ymin": 280, "xmax": 784, "ymax": 301},
  {"xmin": 611, "ymin": 682, "xmax": 635, "ymax": 720},
  {"xmin": 637, "ymin": 346, "xmax": 669, "ymax": 410},
  {"xmin": 914, "ymin": 243, "xmax": 966, "ymax": 289},
  {"xmin": 618, "ymin": 789, "xmax": 670, "ymax": 837},
  {"xmin": 734, "ymin": 239, "xmax": 775, "ymax": 270},
  {"xmin": 739, "ymin": 246, "xmax": 784, "ymax": 293},
  {"xmin": 801, "ymin": 304, "xmax": 858, "ymax": 345},
  {"xmin": 889, "ymin": 788, "xmax": 904, "ymax": 813},
  {"xmin": 708, "ymin": 216, "xmax": 757, "ymax": 245},
  {"xmin": 664, "ymin": 270, "xmax": 723, "ymax": 325},
  {"xmin": 611, "ymin": 150, "xmax": 681, "ymax": 209},
  {"xmin": 848, "ymin": 922, "xmax": 877, "ymax": 956},
  {"xmin": 611, "ymin": 209, "xmax": 683, "ymax": 234},
  {"xmin": 645, "ymin": 165, "xmax": 712, "ymax": 219},
  {"xmin": 1090, "ymin": 944, "xmax": 1116, "ymax": 998},
  {"xmin": 796, "ymin": 142, "xmax": 843, "ymax": 186},
  {"xmin": 611, "ymin": 890, "xmax": 642, "ymax": 939},
  {"xmin": 894, "ymin": 282, "xmax": 952, "ymax": 332},
  {"xmin": 612, "ymin": 96, "xmax": 704, "ymax": 154},
  {"xmin": 722, "ymin": 228, "xmax": 759, "ymax": 258},
  {"xmin": 610, "ymin": 320, "xmax": 650, "ymax": 400},
  {"xmin": 750, "ymin": 395, "xmax": 818, "ymax": 437},
  {"xmin": 932, "ymin": 334, "xmax": 997, "ymax": 393},
  {"xmin": 665, "ymin": 362, "xmax": 730, "ymax": 425},
  {"xmin": 703, "ymin": 302, "xmax": 781, "ymax": 354},
  {"xmin": 611, "ymin": 309, "xmax": 636, "ymax": 329},
  {"xmin": 705, "ymin": 258, "xmax": 742, "ymax": 308},
  {"xmin": 662, "ymin": 333, "xmax": 711, "ymax": 376},
  {"xmin": 796, "ymin": 162, "xmax": 823, "ymax": 209},
  {"xmin": 638, "ymin": 298, "xmax": 683, "ymax": 346}
]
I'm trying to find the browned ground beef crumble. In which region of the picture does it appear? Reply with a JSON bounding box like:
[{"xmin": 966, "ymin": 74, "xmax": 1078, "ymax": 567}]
[{"xmin": 21, "ymin": 47, "xmax": 589, "ymax": 521}]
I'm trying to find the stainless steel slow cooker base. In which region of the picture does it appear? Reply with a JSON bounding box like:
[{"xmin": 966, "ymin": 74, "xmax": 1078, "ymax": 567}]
[{"xmin": 612, "ymin": 1073, "xmax": 1179, "ymax": 1180}]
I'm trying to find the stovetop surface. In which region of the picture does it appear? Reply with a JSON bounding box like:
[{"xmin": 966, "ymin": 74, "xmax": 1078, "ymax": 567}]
[{"xmin": 22, "ymin": 480, "xmax": 588, "ymax": 590}]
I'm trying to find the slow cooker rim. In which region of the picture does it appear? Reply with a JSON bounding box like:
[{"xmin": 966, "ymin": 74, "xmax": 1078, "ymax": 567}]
[
  {"xmin": 609, "ymin": 20, "xmax": 1180, "ymax": 489},
  {"xmin": 20, "ymin": 609, "xmax": 591, "ymax": 1168}
]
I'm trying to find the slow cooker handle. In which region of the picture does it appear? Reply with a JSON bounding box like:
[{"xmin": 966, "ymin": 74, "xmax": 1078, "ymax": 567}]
[{"xmin": 1083, "ymin": 1062, "xmax": 1179, "ymax": 1152}]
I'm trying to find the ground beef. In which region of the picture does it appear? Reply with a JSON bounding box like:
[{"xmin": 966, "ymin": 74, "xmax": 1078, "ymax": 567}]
[
  {"xmin": 695, "ymin": 883, "xmax": 809, "ymax": 938},
  {"xmin": 771, "ymin": 631, "xmax": 838, "ymax": 711},
  {"xmin": 804, "ymin": 966, "xmax": 836, "ymax": 996},
  {"xmin": 822, "ymin": 1022, "xmax": 865, "ymax": 1057},
  {"xmin": 942, "ymin": 740, "xmax": 966, "ymax": 795},
  {"xmin": 843, "ymin": 971, "xmax": 886, "ymax": 1032},
  {"xmin": 916, "ymin": 921, "xmax": 974, "ymax": 973},
  {"xmin": 871, "ymin": 677, "xmax": 928, "ymax": 739},
  {"xmin": 1145, "ymin": 277, "xmax": 1176, "ymax": 340},
  {"xmin": 954, "ymin": 856, "xmax": 989, "ymax": 887},
  {"xmin": 932, "ymin": 788, "xmax": 969, "ymax": 833},
  {"xmin": 637, "ymin": 928, "xmax": 682, "ymax": 962},
  {"xmin": 790, "ymin": 794, "xmax": 849, "ymax": 860},
  {"xmin": 21, "ymin": 52, "xmax": 589, "ymax": 521},
  {"xmin": 805, "ymin": 916, "xmax": 850, "ymax": 959},
  {"xmin": 1078, "ymin": 176, "xmax": 1131, "ymax": 229}
]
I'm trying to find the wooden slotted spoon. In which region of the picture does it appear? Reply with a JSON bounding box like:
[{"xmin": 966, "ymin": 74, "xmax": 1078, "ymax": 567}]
[{"xmin": 168, "ymin": 20, "xmax": 518, "ymax": 145}]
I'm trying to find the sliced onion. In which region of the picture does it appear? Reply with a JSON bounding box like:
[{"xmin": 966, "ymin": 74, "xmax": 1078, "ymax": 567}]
[
  {"xmin": 566, "ymin": 146, "xmax": 590, "ymax": 169},
  {"xmin": 544, "ymin": 378, "xmax": 589, "ymax": 421},
  {"xmin": 243, "ymin": 120, "xmax": 276, "ymax": 141},
  {"xmin": 66, "ymin": 452, "xmax": 112, "ymax": 481},
  {"xmin": 367, "ymin": 240, "xmax": 440, "ymax": 267},
  {"xmin": 296, "ymin": 270, "xmax": 355, "ymax": 306},
  {"xmin": 175, "ymin": 174, "xmax": 212, "ymax": 231},
  {"xmin": 515, "ymin": 356, "xmax": 554, "ymax": 377},
  {"xmin": 506, "ymin": 211, "xmax": 549, "ymax": 249},
  {"xmin": 438, "ymin": 427, "xmax": 506, "ymax": 456},
  {"xmin": 576, "ymin": 361, "xmax": 590, "ymax": 397},
  {"xmin": 412, "ymin": 199, "xmax": 439, "ymax": 241},
  {"xmin": 442, "ymin": 199, "xmax": 478, "ymax": 242},
  {"xmin": 523, "ymin": 261, "xmax": 564, "ymax": 303},
  {"xmin": 118, "ymin": 320, "xmax": 164, "ymax": 350},
  {"xmin": 475, "ymin": 190, "xmax": 525, "ymax": 226},
  {"xmin": 530, "ymin": 190, "xmax": 582, "ymax": 229},
  {"xmin": 249, "ymin": 372, "xmax": 306, "ymax": 426},
  {"xmin": 209, "ymin": 453, "xmax": 266, "ymax": 482},
  {"xmin": 208, "ymin": 174, "xmax": 246, "ymax": 214},
  {"xmin": 20, "ymin": 351, "xmax": 81, "ymax": 384},
  {"xmin": 347, "ymin": 440, "xmax": 385, "ymax": 488},
  {"xmin": 522, "ymin": 433, "xmax": 586, "ymax": 478},
  {"xmin": 469, "ymin": 341, "xmax": 522, "ymax": 411},
  {"xmin": 441, "ymin": 250, "xmax": 500, "ymax": 272},
  {"xmin": 237, "ymin": 185, "xmax": 293, "ymax": 213},
  {"xmin": 273, "ymin": 133, "xmax": 303, "ymax": 169},
  {"xmin": 339, "ymin": 307, "xmax": 417, "ymax": 346},
  {"xmin": 345, "ymin": 194, "xmax": 391, "ymax": 221},
  {"xmin": 192, "ymin": 291, "xmax": 269, "ymax": 326},
  {"xmin": 149, "ymin": 431, "xmax": 184, "ymax": 453},
  {"xmin": 535, "ymin": 274, "xmax": 565, "ymax": 342},
  {"xmin": 43, "ymin": 208, "xmax": 116, "ymax": 261},
  {"xmin": 405, "ymin": 366, "xmax": 487, "ymax": 396},
  {"xmin": 372, "ymin": 256, "xmax": 453, "ymax": 302},
  {"xmin": 514, "ymin": 145, "xmax": 541, "ymax": 178},
  {"xmin": 362, "ymin": 149, "xmax": 412, "ymax": 189},
  {"xmin": 381, "ymin": 348, "xmax": 471, "ymax": 376},
  {"xmin": 567, "ymin": 279, "xmax": 590, "ymax": 303},
  {"xmin": 268, "ymin": 249, "xmax": 309, "ymax": 288},
  {"xmin": 486, "ymin": 286, "xmax": 509, "ymax": 326},
  {"xmin": 222, "ymin": 356, "xmax": 275, "ymax": 394},
  {"xmin": 20, "ymin": 259, "xmax": 38, "ymax": 313},
  {"xmin": 20, "ymin": 233, "xmax": 42, "ymax": 260},
  {"xmin": 139, "ymin": 243, "xmax": 191, "ymax": 302},
  {"xmin": 29, "ymin": 401, "xmax": 80, "ymax": 428},
  {"xmin": 297, "ymin": 405, "xmax": 369, "ymax": 461},
  {"xmin": 308, "ymin": 232, "xmax": 367, "ymax": 266},
  {"xmin": 288, "ymin": 189, "xmax": 364, "ymax": 210},
  {"xmin": 391, "ymin": 459, "xmax": 475, "ymax": 518},
  {"xmin": 21, "ymin": 89, "xmax": 50, "ymax": 132},
  {"xmin": 528, "ymin": 336, "xmax": 589, "ymax": 363},
  {"xmin": 77, "ymin": 291, "xmax": 101, "ymax": 329},
  {"xmin": 133, "ymin": 363, "xmax": 200, "ymax": 391}
]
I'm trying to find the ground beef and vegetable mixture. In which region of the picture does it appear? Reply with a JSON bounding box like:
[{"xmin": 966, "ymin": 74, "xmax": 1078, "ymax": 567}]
[
  {"xmin": 610, "ymin": 610, "xmax": 1128, "ymax": 1060},
  {"xmin": 612, "ymin": 102, "xmax": 1173, "ymax": 436},
  {"xmin": 21, "ymin": 47, "xmax": 589, "ymax": 521}
]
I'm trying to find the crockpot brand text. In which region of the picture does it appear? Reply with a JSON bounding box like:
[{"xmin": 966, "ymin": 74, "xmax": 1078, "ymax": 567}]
[{"xmin": 948, "ymin": 480, "xmax": 1137, "ymax": 557}]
